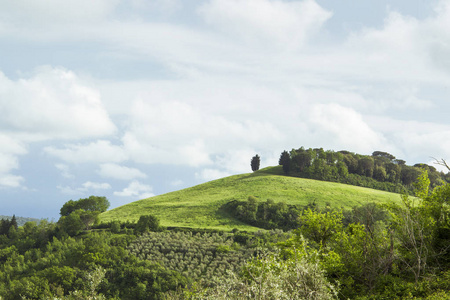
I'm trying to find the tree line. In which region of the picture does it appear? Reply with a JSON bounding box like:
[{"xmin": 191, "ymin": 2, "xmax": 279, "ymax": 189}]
[{"xmin": 278, "ymin": 147, "xmax": 449, "ymax": 193}]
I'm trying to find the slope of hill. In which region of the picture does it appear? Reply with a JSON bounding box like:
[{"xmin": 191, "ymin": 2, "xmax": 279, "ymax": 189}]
[{"xmin": 100, "ymin": 166, "xmax": 402, "ymax": 231}]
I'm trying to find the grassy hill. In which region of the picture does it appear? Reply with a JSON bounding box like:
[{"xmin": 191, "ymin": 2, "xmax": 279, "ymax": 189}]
[{"xmin": 100, "ymin": 166, "xmax": 402, "ymax": 231}]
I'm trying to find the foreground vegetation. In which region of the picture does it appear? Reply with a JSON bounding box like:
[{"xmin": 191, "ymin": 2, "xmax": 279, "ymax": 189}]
[{"xmin": 1, "ymin": 156, "xmax": 449, "ymax": 299}]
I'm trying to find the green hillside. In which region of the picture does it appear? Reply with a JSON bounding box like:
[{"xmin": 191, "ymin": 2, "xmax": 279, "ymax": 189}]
[{"xmin": 100, "ymin": 166, "xmax": 402, "ymax": 231}]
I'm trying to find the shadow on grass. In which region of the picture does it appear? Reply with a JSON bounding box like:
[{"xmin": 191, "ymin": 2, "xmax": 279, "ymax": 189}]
[{"xmin": 214, "ymin": 201, "xmax": 255, "ymax": 228}]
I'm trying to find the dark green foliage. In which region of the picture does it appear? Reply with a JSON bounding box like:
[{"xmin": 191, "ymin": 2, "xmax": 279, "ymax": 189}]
[
  {"xmin": 135, "ymin": 214, "xmax": 161, "ymax": 233},
  {"xmin": 0, "ymin": 221, "xmax": 187, "ymax": 299},
  {"xmin": 278, "ymin": 147, "xmax": 449, "ymax": 194},
  {"xmin": 9, "ymin": 215, "xmax": 18, "ymax": 231},
  {"xmin": 0, "ymin": 218, "xmax": 11, "ymax": 236},
  {"xmin": 106, "ymin": 259, "xmax": 188, "ymax": 300},
  {"xmin": 291, "ymin": 147, "xmax": 313, "ymax": 173},
  {"xmin": 58, "ymin": 196, "xmax": 110, "ymax": 236},
  {"xmin": 251, "ymin": 154, "xmax": 260, "ymax": 172},
  {"xmin": 58, "ymin": 210, "xmax": 89, "ymax": 236},
  {"xmin": 223, "ymin": 197, "xmax": 303, "ymax": 230},
  {"xmin": 278, "ymin": 150, "xmax": 291, "ymax": 173},
  {"xmin": 60, "ymin": 196, "xmax": 110, "ymax": 216},
  {"xmin": 110, "ymin": 221, "xmax": 121, "ymax": 234},
  {"xmin": 372, "ymin": 150, "xmax": 396, "ymax": 161}
]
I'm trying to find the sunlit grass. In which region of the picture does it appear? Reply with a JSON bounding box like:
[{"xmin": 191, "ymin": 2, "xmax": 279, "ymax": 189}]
[{"xmin": 100, "ymin": 166, "xmax": 402, "ymax": 231}]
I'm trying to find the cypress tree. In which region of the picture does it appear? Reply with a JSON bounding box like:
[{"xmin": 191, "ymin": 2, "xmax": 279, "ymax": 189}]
[
  {"xmin": 279, "ymin": 150, "xmax": 291, "ymax": 173},
  {"xmin": 10, "ymin": 215, "xmax": 18, "ymax": 230},
  {"xmin": 251, "ymin": 155, "xmax": 260, "ymax": 172}
]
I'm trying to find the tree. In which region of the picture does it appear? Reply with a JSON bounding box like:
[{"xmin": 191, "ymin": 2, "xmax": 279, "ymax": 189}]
[
  {"xmin": 357, "ymin": 156, "xmax": 375, "ymax": 178},
  {"xmin": 58, "ymin": 212, "xmax": 85, "ymax": 236},
  {"xmin": 136, "ymin": 215, "xmax": 161, "ymax": 233},
  {"xmin": 176, "ymin": 249, "xmax": 337, "ymax": 300},
  {"xmin": 0, "ymin": 219, "xmax": 11, "ymax": 235},
  {"xmin": 58, "ymin": 196, "xmax": 109, "ymax": 235},
  {"xmin": 342, "ymin": 153, "xmax": 358, "ymax": 173},
  {"xmin": 433, "ymin": 158, "xmax": 450, "ymax": 171},
  {"xmin": 388, "ymin": 170, "xmax": 436, "ymax": 282},
  {"xmin": 251, "ymin": 154, "xmax": 260, "ymax": 172},
  {"xmin": 60, "ymin": 196, "xmax": 110, "ymax": 216},
  {"xmin": 400, "ymin": 165, "xmax": 421, "ymax": 186},
  {"xmin": 299, "ymin": 209, "xmax": 343, "ymax": 248},
  {"xmin": 278, "ymin": 150, "xmax": 291, "ymax": 173},
  {"xmin": 373, "ymin": 165, "xmax": 387, "ymax": 182},
  {"xmin": 372, "ymin": 151, "xmax": 396, "ymax": 161},
  {"xmin": 337, "ymin": 161, "xmax": 349, "ymax": 179},
  {"xmin": 291, "ymin": 148, "xmax": 313, "ymax": 173},
  {"xmin": 10, "ymin": 215, "xmax": 18, "ymax": 231}
]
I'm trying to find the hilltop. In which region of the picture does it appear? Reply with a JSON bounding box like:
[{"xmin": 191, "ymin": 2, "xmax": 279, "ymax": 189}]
[{"xmin": 100, "ymin": 166, "xmax": 402, "ymax": 230}]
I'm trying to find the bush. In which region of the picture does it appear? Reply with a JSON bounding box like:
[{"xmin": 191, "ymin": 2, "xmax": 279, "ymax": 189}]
[{"xmin": 135, "ymin": 215, "xmax": 161, "ymax": 233}]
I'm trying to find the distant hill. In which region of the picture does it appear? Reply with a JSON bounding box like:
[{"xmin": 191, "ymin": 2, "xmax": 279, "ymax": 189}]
[
  {"xmin": 100, "ymin": 166, "xmax": 402, "ymax": 231},
  {"xmin": 0, "ymin": 215, "xmax": 41, "ymax": 227}
]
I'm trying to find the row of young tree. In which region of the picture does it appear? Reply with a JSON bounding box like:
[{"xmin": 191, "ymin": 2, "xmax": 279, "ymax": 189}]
[{"xmin": 279, "ymin": 147, "xmax": 450, "ymax": 193}]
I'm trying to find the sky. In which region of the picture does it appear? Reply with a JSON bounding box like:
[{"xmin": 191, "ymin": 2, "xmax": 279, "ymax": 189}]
[{"xmin": 1, "ymin": 0, "xmax": 450, "ymax": 219}]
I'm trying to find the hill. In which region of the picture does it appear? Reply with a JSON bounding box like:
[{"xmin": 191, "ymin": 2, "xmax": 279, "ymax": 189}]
[
  {"xmin": 0, "ymin": 215, "xmax": 41, "ymax": 227},
  {"xmin": 100, "ymin": 166, "xmax": 402, "ymax": 231}
]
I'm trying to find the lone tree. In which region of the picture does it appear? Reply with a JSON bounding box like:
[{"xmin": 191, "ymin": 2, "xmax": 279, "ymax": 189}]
[
  {"xmin": 251, "ymin": 154, "xmax": 260, "ymax": 172},
  {"xmin": 58, "ymin": 196, "xmax": 110, "ymax": 236}
]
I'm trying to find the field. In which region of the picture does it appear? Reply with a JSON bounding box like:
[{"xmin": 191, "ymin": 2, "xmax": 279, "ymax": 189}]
[{"xmin": 99, "ymin": 166, "xmax": 402, "ymax": 231}]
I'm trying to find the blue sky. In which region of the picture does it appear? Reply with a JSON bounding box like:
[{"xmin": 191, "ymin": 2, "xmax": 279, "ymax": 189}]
[{"xmin": 1, "ymin": 0, "xmax": 449, "ymax": 219}]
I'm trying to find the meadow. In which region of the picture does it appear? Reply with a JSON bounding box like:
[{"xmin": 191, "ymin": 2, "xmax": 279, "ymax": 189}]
[{"xmin": 100, "ymin": 166, "xmax": 402, "ymax": 231}]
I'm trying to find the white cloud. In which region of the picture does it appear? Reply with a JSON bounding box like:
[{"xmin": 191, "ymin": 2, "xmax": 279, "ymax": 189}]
[
  {"xmin": 0, "ymin": 133, "xmax": 27, "ymax": 188},
  {"xmin": 0, "ymin": 142, "xmax": 25, "ymax": 174},
  {"xmin": 57, "ymin": 181, "xmax": 111, "ymax": 195},
  {"xmin": 123, "ymin": 98, "xmax": 282, "ymax": 168},
  {"xmin": 98, "ymin": 163, "xmax": 147, "ymax": 180},
  {"xmin": 334, "ymin": 3, "xmax": 450, "ymax": 84},
  {"xmin": 196, "ymin": 168, "xmax": 232, "ymax": 182},
  {"xmin": 198, "ymin": 0, "xmax": 332, "ymax": 49},
  {"xmin": 215, "ymin": 149, "xmax": 261, "ymax": 174},
  {"xmin": 309, "ymin": 103, "xmax": 386, "ymax": 154},
  {"xmin": 55, "ymin": 164, "xmax": 74, "ymax": 179},
  {"xmin": 114, "ymin": 181, "xmax": 154, "ymax": 199},
  {"xmin": 57, "ymin": 185, "xmax": 82, "ymax": 195},
  {"xmin": 0, "ymin": 67, "xmax": 116, "ymax": 141},
  {"xmin": 81, "ymin": 181, "xmax": 111, "ymax": 190},
  {"xmin": 0, "ymin": 175, "xmax": 24, "ymax": 188},
  {"xmin": 45, "ymin": 140, "xmax": 127, "ymax": 164},
  {"xmin": 131, "ymin": 0, "xmax": 182, "ymax": 14},
  {"xmin": 0, "ymin": 0, "xmax": 119, "ymax": 28}
]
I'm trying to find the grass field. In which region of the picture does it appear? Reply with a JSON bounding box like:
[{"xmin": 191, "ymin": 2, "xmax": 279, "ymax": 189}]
[{"xmin": 99, "ymin": 166, "xmax": 403, "ymax": 231}]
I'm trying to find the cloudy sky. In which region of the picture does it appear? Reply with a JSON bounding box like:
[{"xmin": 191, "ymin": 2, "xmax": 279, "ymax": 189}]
[{"xmin": 1, "ymin": 0, "xmax": 450, "ymax": 219}]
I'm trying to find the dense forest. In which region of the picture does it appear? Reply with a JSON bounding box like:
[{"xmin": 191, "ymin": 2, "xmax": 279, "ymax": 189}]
[
  {"xmin": 0, "ymin": 163, "xmax": 449, "ymax": 298},
  {"xmin": 278, "ymin": 147, "xmax": 450, "ymax": 193}
]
